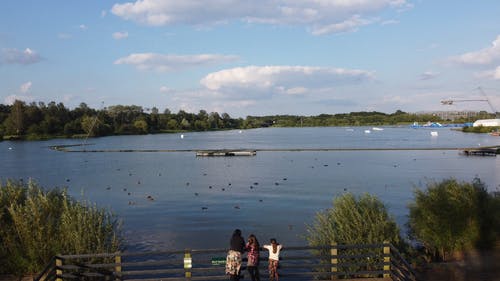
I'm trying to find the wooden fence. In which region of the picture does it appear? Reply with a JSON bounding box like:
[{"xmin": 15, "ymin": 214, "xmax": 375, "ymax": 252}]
[{"xmin": 34, "ymin": 242, "xmax": 416, "ymax": 281}]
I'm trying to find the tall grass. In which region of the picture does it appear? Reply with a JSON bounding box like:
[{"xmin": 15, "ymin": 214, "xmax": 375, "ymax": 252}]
[{"xmin": 0, "ymin": 179, "xmax": 122, "ymax": 276}]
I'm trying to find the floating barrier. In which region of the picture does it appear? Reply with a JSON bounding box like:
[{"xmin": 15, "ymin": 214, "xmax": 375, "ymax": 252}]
[{"xmin": 196, "ymin": 150, "xmax": 257, "ymax": 157}]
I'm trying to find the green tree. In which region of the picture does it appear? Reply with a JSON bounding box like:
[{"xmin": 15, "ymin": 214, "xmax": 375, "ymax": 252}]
[
  {"xmin": 307, "ymin": 193, "xmax": 402, "ymax": 246},
  {"xmin": 180, "ymin": 118, "xmax": 191, "ymax": 130},
  {"xmin": 166, "ymin": 119, "xmax": 178, "ymax": 130},
  {"xmin": 133, "ymin": 119, "xmax": 149, "ymax": 134},
  {"xmin": 408, "ymin": 178, "xmax": 499, "ymax": 261},
  {"xmin": 3, "ymin": 100, "xmax": 26, "ymax": 135},
  {"xmin": 307, "ymin": 193, "xmax": 404, "ymax": 277},
  {"xmin": 81, "ymin": 115, "xmax": 98, "ymax": 136}
]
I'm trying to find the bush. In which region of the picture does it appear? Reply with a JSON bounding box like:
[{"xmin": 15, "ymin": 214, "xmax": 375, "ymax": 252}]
[
  {"xmin": 462, "ymin": 125, "xmax": 500, "ymax": 133},
  {"xmin": 0, "ymin": 179, "xmax": 123, "ymax": 276},
  {"xmin": 408, "ymin": 178, "xmax": 499, "ymax": 261},
  {"xmin": 307, "ymin": 193, "xmax": 402, "ymax": 246},
  {"xmin": 306, "ymin": 193, "xmax": 405, "ymax": 278}
]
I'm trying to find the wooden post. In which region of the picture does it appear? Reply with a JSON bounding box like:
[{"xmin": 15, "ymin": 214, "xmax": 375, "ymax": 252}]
[
  {"xmin": 184, "ymin": 249, "xmax": 192, "ymax": 280},
  {"xmin": 383, "ymin": 241, "xmax": 390, "ymax": 278},
  {"xmin": 330, "ymin": 242, "xmax": 338, "ymax": 280},
  {"xmin": 55, "ymin": 256, "xmax": 63, "ymax": 281},
  {"xmin": 115, "ymin": 253, "xmax": 122, "ymax": 281}
]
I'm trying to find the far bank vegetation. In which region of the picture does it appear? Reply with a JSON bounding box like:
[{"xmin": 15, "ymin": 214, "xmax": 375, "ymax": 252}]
[{"xmin": 1, "ymin": 100, "xmax": 493, "ymax": 141}]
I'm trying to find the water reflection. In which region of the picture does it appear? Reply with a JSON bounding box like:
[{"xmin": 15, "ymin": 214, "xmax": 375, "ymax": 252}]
[{"xmin": 1, "ymin": 127, "xmax": 499, "ymax": 250}]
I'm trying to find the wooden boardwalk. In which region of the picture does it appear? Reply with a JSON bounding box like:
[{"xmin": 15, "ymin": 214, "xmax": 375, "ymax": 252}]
[{"xmin": 34, "ymin": 243, "xmax": 416, "ymax": 281}]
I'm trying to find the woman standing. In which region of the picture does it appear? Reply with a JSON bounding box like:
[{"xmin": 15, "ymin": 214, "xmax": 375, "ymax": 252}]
[
  {"xmin": 263, "ymin": 238, "xmax": 282, "ymax": 281},
  {"xmin": 226, "ymin": 229, "xmax": 245, "ymax": 281},
  {"xmin": 245, "ymin": 234, "xmax": 261, "ymax": 281}
]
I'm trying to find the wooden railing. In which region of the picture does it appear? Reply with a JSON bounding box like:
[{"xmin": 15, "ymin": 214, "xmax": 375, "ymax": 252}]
[{"xmin": 34, "ymin": 242, "xmax": 417, "ymax": 281}]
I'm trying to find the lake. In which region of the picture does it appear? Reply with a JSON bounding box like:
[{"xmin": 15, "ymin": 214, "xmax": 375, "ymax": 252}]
[{"xmin": 1, "ymin": 127, "xmax": 499, "ymax": 251}]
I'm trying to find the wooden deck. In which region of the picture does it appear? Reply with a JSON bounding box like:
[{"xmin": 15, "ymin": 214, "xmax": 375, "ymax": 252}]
[
  {"xmin": 33, "ymin": 243, "xmax": 416, "ymax": 281},
  {"xmin": 461, "ymin": 148, "xmax": 498, "ymax": 156}
]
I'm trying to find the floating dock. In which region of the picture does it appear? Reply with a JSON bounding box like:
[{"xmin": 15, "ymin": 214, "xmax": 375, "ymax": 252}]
[
  {"xmin": 461, "ymin": 147, "xmax": 499, "ymax": 156},
  {"xmin": 196, "ymin": 150, "xmax": 257, "ymax": 157}
]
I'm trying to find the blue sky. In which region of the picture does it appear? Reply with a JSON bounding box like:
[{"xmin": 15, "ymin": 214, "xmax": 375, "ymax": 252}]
[{"xmin": 1, "ymin": 0, "xmax": 500, "ymax": 117}]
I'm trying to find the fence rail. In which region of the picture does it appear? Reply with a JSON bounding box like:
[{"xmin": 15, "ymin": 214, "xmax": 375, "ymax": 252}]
[{"xmin": 34, "ymin": 242, "xmax": 416, "ymax": 281}]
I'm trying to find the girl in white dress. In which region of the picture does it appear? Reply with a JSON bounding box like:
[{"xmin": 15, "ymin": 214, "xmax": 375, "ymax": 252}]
[{"xmin": 263, "ymin": 238, "xmax": 282, "ymax": 281}]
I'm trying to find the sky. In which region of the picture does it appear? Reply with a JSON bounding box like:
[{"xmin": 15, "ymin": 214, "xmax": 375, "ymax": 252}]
[{"xmin": 1, "ymin": 0, "xmax": 500, "ymax": 117}]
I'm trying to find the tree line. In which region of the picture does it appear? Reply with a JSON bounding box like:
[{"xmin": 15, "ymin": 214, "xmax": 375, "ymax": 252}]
[{"xmin": 0, "ymin": 100, "xmax": 484, "ymax": 140}]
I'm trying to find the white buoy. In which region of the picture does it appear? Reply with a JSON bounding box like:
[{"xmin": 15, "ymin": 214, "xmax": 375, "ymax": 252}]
[
  {"xmin": 364, "ymin": 130, "xmax": 371, "ymax": 134},
  {"xmin": 180, "ymin": 134, "xmax": 184, "ymax": 139},
  {"xmin": 8, "ymin": 147, "xmax": 13, "ymax": 150},
  {"xmin": 239, "ymin": 130, "xmax": 242, "ymax": 134},
  {"xmin": 430, "ymin": 131, "xmax": 438, "ymax": 137}
]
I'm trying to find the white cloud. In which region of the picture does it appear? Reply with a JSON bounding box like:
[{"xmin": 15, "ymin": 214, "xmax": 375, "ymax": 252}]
[
  {"xmin": 101, "ymin": 10, "xmax": 107, "ymax": 17},
  {"xmin": 381, "ymin": 19, "xmax": 399, "ymax": 25},
  {"xmin": 419, "ymin": 71, "xmax": 439, "ymax": 80},
  {"xmin": 20, "ymin": 81, "xmax": 32, "ymax": 93},
  {"xmin": 478, "ymin": 66, "xmax": 500, "ymax": 80},
  {"xmin": 112, "ymin": 31, "xmax": 129, "ymax": 39},
  {"xmin": 200, "ymin": 66, "xmax": 374, "ymax": 94},
  {"xmin": 63, "ymin": 95, "xmax": 75, "ymax": 104},
  {"xmin": 450, "ymin": 35, "xmax": 500, "ymax": 66},
  {"xmin": 4, "ymin": 95, "xmax": 34, "ymax": 105},
  {"xmin": 170, "ymin": 88, "xmax": 257, "ymax": 114},
  {"xmin": 0, "ymin": 48, "xmax": 42, "ymax": 65},
  {"xmin": 286, "ymin": 87, "xmax": 308, "ymax": 95},
  {"xmin": 79, "ymin": 24, "xmax": 88, "ymax": 30},
  {"xmin": 111, "ymin": 0, "xmax": 409, "ymax": 35},
  {"xmin": 114, "ymin": 53, "xmax": 239, "ymax": 71},
  {"xmin": 58, "ymin": 33, "xmax": 72, "ymax": 39},
  {"xmin": 163, "ymin": 66, "xmax": 373, "ymax": 116},
  {"xmin": 378, "ymin": 91, "xmax": 459, "ymax": 111},
  {"xmin": 160, "ymin": 86, "xmax": 172, "ymax": 93},
  {"xmin": 311, "ymin": 15, "xmax": 375, "ymax": 35}
]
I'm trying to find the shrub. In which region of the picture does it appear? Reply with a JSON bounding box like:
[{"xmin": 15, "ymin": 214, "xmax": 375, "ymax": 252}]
[
  {"xmin": 306, "ymin": 193, "xmax": 405, "ymax": 277},
  {"xmin": 307, "ymin": 193, "xmax": 402, "ymax": 246},
  {"xmin": 462, "ymin": 125, "xmax": 500, "ymax": 133},
  {"xmin": 0, "ymin": 179, "xmax": 122, "ymax": 276},
  {"xmin": 408, "ymin": 178, "xmax": 499, "ymax": 261}
]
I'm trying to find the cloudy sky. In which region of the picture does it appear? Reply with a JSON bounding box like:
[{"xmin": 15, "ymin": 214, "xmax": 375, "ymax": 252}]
[{"xmin": 1, "ymin": 0, "xmax": 500, "ymax": 117}]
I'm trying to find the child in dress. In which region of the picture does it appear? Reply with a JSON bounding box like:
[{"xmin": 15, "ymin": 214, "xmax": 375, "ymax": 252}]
[
  {"xmin": 245, "ymin": 234, "xmax": 261, "ymax": 281},
  {"xmin": 226, "ymin": 229, "xmax": 245, "ymax": 281},
  {"xmin": 263, "ymin": 238, "xmax": 282, "ymax": 281}
]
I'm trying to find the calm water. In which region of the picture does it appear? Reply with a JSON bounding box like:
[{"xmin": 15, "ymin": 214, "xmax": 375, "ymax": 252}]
[{"xmin": 1, "ymin": 127, "xmax": 499, "ymax": 251}]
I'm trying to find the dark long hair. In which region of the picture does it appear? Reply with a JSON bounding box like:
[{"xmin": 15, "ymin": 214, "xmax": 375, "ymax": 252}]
[
  {"xmin": 270, "ymin": 238, "xmax": 278, "ymax": 253},
  {"xmin": 233, "ymin": 229, "xmax": 242, "ymax": 237},
  {"xmin": 248, "ymin": 234, "xmax": 259, "ymax": 248}
]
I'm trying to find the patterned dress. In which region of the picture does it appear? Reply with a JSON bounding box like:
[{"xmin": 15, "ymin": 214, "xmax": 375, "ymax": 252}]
[
  {"xmin": 246, "ymin": 243, "xmax": 260, "ymax": 266},
  {"xmin": 225, "ymin": 250, "xmax": 242, "ymax": 276}
]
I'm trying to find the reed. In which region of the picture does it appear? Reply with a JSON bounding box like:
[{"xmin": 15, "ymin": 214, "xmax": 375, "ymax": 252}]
[{"xmin": 0, "ymin": 179, "xmax": 122, "ymax": 276}]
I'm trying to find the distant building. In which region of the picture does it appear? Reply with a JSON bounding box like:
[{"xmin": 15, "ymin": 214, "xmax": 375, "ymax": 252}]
[
  {"xmin": 473, "ymin": 119, "xmax": 500, "ymax": 127},
  {"xmin": 414, "ymin": 111, "xmax": 480, "ymax": 121}
]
